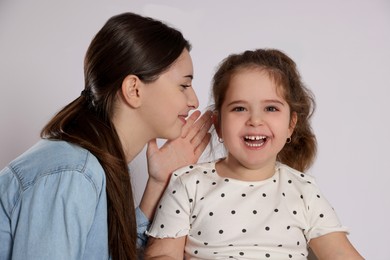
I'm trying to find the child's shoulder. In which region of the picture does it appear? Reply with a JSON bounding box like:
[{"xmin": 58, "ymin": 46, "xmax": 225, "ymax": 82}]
[
  {"xmin": 172, "ymin": 160, "xmax": 217, "ymax": 178},
  {"xmin": 277, "ymin": 162, "xmax": 317, "ymax": 185}
]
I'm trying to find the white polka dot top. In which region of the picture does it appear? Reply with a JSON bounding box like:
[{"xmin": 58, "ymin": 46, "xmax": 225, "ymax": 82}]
[{"xmin": 147, "ymin": 160, "xmax": 348, "ymax": 259}]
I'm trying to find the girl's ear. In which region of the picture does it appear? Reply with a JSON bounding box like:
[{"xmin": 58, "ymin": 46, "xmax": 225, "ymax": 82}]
[
  {"xmin": 289, "ymin": 112, "xmax": 298, "ymax": 135},
  {"xmin": 213, "ymin": 111, "xmax": 222, "ymax": 138},
  {"xmin": 121, "ymin": 74, "xmax": 142, "ymax": 108}
]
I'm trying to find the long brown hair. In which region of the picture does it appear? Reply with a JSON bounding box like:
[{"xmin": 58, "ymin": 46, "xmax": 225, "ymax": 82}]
[
  {"xmin": 41, "ymin": 12, "xmax": 190, "ymax": 259},
  {"xmin": 212, "ymin": 49, "xmax": 316, "ymax": 172}
]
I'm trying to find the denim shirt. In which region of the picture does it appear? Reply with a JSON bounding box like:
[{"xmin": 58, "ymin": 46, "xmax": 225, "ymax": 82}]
[{"xmin": 0, "ymin": 140, "xmax": 150, "ymax": 259}]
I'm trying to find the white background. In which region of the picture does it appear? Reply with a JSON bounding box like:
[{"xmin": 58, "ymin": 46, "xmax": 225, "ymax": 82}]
[{"xmin": 1, "ymin": 1, "xmax": 389, "ymax": 259}]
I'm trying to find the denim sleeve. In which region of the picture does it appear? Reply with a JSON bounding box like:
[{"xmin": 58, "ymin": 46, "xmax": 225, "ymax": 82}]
[
  {"xmin": 10, "ymin": 171, "xmax": 102, "ymax": 260},
  {"xmin": 136, "ymin": 206, "xmax": 151, "ymax": 249}
]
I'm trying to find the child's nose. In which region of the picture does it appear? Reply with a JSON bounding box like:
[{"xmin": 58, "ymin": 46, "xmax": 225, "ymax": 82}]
[{"xmin": 247, "ymin": 113, "xmax": 263, "ymax": 126}]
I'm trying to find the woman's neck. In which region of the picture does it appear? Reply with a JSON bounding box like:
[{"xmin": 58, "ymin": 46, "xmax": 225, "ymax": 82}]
[{"xmin": 112, "ymin": 106, "xmax": 153, "ymax": 164}]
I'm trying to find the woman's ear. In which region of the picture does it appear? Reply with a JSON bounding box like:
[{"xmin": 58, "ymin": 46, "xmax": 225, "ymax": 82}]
[
  {"xmin": 121, "ymin": 74, "xmax": 142, "ymax": 108},
  {"xmin": 289, "ymin": 112, "xmax": 298, "ymax": 135}
]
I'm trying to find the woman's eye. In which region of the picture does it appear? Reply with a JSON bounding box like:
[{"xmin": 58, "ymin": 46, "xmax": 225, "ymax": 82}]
[{"xmin": 265, "ymin": 106, "xmax": 278, "ymax": 112}]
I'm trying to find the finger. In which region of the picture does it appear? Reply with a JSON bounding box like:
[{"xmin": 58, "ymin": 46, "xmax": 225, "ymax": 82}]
[
  {"xmin": 190, "ymin": 114, "xmax": 213, "ymax": 148},
  {"xmin": 146, "ymin": 139, "xmax": 158, "ymax": 157},
  {"xmin": 185, "ymin": 110, "xmax": 212, "ymax": 140},
  {"xmin": 181, "ymin": 110, "xmax": 201, "ymax": 138},
  {"xmin": 194, "ymin": 133, "xmax": 211, "ymax": 159}
]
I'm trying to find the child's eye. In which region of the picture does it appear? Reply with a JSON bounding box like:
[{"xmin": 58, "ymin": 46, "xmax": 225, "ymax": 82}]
[
  {"xmin": 265, "ymin": 106, "xmax": 278, "ymax": 112},
  {"xmin": 233, "ymin": 106, "xmax": 246, "ymax": 112},
  {"xmin": 180, "ymin": 84, "xmax": 191, "ymax": 89}
]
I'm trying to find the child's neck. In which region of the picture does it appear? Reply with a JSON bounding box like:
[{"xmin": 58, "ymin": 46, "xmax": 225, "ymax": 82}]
[{"xmin": 216, "ymin": 157, "xmax": 277, "ymax": 182}]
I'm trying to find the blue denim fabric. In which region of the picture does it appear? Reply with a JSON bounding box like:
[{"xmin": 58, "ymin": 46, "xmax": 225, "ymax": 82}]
[
  {"xmin": 0, "ymin": 139, "xmax": 154, "ymax": 259},
  {"xmin": 136, "ymin": 207, "xmax": 151, "ymax": 248}
]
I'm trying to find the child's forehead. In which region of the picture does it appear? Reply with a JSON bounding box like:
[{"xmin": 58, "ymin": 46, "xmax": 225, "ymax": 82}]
[{"xmin": 228, "ymin": 67, "xmax": 287, "ymax": 98}]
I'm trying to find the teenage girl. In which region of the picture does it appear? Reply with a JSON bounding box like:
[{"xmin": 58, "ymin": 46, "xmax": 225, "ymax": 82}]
[{"xmin": 0, "ymin": 12, "xmax": 212, "ymax": 259}]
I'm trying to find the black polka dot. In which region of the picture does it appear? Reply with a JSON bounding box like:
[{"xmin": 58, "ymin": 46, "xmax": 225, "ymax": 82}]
[
  {"xmin": 300, "ymin": 174, "xmax": 305, "ymax": 177},
  {"xmin": 224, "ymin": 179, "xmax": 229, "ymax": 182},
  {"xmin": 189, "ymin": 165, "xmax": 194, "ymax": 169},
  {"xmin": 194, "ymin": 250, "xmax": 198, "ymax": 254},
  {"xmin": 300, "ymin": 195, "xmax": 304, "ymax": 199},
  {"xmin": 203, "ymin": 171, "xmax": 208, "ymax": 174},
  {"xmin": 197, "ymin": 231, "xmax": 201, "ymax": 235},
  {"xmin": 209, "ymin": 212, "xmax": 214, "ymax": 216},
  {"xmin": 320, "ymin": 213, "xmax": 324, "ymax": 218},
  {"xmin": 289, "ymin": 254, "xmax": 292, "ymax": 258},
  {"xmin": 262, "ymin": 193, "xmax": 267, "ymax": 197},
  {"xmin": 288, "ymin": 180, "xmax": 292, "ymax": 184},
  {"xmin": 204, "ymin": 242, "xmax": 208, "ymax": 245},
  {"xmin": 239, "ymin": 252, "xmax": 244, "ymax": 256},
  {"xmin": 192, "ymin": 215, "xmax": 197, "ymax": 219},
  {"xmin": 189, "ymin": 198, "xmax": 193, "ymax": 203},
  {"xmin": 265, "ymin": 226, "xmax": 270, "ymax": 231},
  {"xmin": 221, "ymin": 193, "xmax": 225, "ymax": 197},
  {"xmin": 287, "ymin": 226, "xmax": 291, "ymax": 230},
  {"xmin": 253, "ymin": 210, "xmax": 257, "ymax": 214},
  {"xmin": 219, "ymin": 230, "xmax": 224, "ymax": 234},
  {"xmin": 293, "ymin": 210, "xmax": 297, "ymax": 215},
  {"xmin": 317, "ymin": 194, "xmax": 321, "ymax": 198},
  {"xmin": 242, "ymin": 229, "xmax": 247, "ymax": 233},
  {"xmin": 241, "ymin": 193, "xmax": 246, "ymax": 197},
  {"xmin": 274, "ymin": 208, "xmax": 279, "ymax": 213},
  {"xmin": 266, "ymin": 253, "xmax": 270, "ymax": 258},
  {"xmin": 176, "ymin": 210, "xmax": 180, "ymax": 214},
  {"xmin": 231, "ymin": 210, "xmax": 236, "ymax": 214},
  {"xmin": 212, "ymin": 182, "xmax": 217, "ymax": 185},
  {"xmin": 172, "ymin": 190, "xmax": 176, "ymax": 194},
  {"xmin": 160, "ymin": 224, "xmax": 164, "ymax": 228},
  {"xmin": 196, "ymin": 180, "xmax": 200, "ymax": 184}
]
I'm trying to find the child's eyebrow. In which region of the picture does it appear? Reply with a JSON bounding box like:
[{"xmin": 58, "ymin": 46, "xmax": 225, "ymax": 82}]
[
  {"xmin": 263, "ymin": 99, "xmax": 285, "ymax": 106},
  {"xmin": 226, "ymin": 99, "xmax": 286, "ymax": 106},
  {"xmin": 226, "ymin": 100, "xmax": 247, "ymax": 106}
]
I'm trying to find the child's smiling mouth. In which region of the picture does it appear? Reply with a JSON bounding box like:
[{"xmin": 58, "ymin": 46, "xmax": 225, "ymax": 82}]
[{"xmin": 243, "ymin": 135, "xmax": 267, "ymax": 147}]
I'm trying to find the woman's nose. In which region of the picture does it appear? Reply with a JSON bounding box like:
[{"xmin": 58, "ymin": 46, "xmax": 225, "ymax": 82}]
[{"xmin": 187, "ymin": 88, "xmax": 199, "ymax": 109}]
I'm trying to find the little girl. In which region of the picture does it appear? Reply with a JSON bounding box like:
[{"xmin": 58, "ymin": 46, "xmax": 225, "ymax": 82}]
[{"xmin": 144, "ymin": 49, "xmax": 363, "ymax": 259}]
